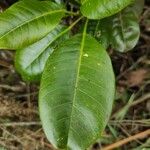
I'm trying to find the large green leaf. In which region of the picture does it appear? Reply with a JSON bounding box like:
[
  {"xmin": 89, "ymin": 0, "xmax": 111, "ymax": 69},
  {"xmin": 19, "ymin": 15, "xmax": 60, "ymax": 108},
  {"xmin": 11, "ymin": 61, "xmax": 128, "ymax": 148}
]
[
  {"xmin": 81, "ymin": 0, "xmax": 134, "ymax": 19},
  {"xmin": 0, "ymin": 0, "xmax": 65, "ymax": 49},
  {"xmin": 39, "ymin": 34, "xmax": 115, "ymax": 149},
  {"xmin": 15, "ymin": 25, "xmax": 69, "ymax": 81}
]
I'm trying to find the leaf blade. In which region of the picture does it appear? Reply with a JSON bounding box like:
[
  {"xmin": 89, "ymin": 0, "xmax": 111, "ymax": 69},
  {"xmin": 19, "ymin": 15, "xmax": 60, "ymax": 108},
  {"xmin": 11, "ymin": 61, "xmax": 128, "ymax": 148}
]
[
  {"xmin": 86, "ymin": 0, "xmax": 143, "ymax": 52},
  {"xmin": 81, "ymin": 0, "xmax": 134, "ymax": 19},
  {"xmin": 111, "ymin": 8, "xmax": 140, "ymax": 52},
  {"xmin": 15, "ymin": 25, "xmax": 69, "ymax": 81},
  {"xmin": 0, "ymin": 0, "xmax": 65, "ymax": 49},
  {"xmin": 39, "ymin": 34, "xmax": 115, "ymax": 149}
]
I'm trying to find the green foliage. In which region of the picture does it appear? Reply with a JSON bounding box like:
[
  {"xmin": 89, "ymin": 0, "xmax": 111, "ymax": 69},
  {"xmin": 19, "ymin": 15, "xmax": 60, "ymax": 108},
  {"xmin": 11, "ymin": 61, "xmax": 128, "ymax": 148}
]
[
  {"xmin": 80, "ymin": 0, "xmax": 134, "ymax": 19},
  {"xmin": 39, "ymin": 33, "xmax": 115, "ymax": 149},
  {"xmin": 87, "ymin": 0, "xmax": 143, "ymax": 52},
  {"xmin": 15, "ymin": 25, "xmax": 69, "ymax": 81},
  {"xmin": 0, "ymin": 0, "xmax": 65, "ymax": 49},
  {"xmin": 0, "ymin": 0, "xmax": 143, "ymax": 149}
]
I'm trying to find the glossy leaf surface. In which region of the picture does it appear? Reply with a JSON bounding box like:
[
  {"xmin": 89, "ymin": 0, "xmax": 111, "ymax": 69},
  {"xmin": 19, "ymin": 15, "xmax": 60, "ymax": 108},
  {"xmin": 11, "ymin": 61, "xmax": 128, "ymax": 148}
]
[
  {"xmin": 39, "ymin": 34, "xmax": 115, "ymax": 149},
  {"xmin": 81, "ymin": 0, "xmax": 134, "ymax": 19},
  {"xmin": 0, "ymin": 0, "xmax": 65, "ymax": 49},
  {"xmin": 15, "ymin": 25, "xmax": 69, "ymax": 81},
  {"xmin": 110, "ymin": 6, "xmax": 140, "ymax": 52},
  {"xmin": 87, "ymin": 0, "xmax": 143, "ymax": 52}
]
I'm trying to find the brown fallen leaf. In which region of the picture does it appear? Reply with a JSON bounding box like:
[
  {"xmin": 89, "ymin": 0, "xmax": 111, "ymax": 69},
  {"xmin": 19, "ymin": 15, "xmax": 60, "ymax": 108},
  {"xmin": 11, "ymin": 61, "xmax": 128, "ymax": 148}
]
[{"xmin": 125, "ymin": 69, "xmax": 149, "ymax": 87}]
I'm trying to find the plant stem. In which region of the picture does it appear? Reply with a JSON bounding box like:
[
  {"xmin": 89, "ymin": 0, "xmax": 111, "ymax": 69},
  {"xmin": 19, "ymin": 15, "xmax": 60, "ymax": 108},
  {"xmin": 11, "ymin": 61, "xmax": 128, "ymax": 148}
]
[
  {"xmin": 33, "ymin": 16, "xmax": 84, "ymax": 56},
  {"xmin": 83, "ymin": 18, "xmax": 89, "ymax": 34},
  {"xmin": 65, "ymin": 10, "xmax": 80, "ymax": 16},
  {"xmin": 53, "ymin": 16, "xmax": 84, "ymax": 40}
]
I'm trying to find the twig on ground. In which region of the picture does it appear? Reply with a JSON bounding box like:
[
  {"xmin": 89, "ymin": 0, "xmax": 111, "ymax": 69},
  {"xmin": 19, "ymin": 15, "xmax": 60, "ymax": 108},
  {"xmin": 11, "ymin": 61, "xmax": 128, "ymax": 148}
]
[
  {"xmin": 0, "ymin": 122, "xmax": 41, "ymax": 127},
  {"xmin": 0, "ymin": 60, "xmax": 11, "ymax": 68},
  {"xmin": 109, "ymin": 119, "xmax": 150, "ymax": 124},
  {"xmin": 131, "ymin": 93, "xmax": 150, "ymax": 107},
  {"xmin": 102, "ymin": 129, "xmax": 150, "ymax": 150},
  {"xmin": 0, "ymin": 140, "xmax": 18, "ymax": 150},
  {"xmin": 14, "ymin": 91, "xmax": 38, "ymax": 98},
  {"xmin": 0, "ymin": 126, "xmax": 23, "ymax": 145},
  {"xmin": 116, "ymin": 56, "xmax": 146, "ymax": 80},
  {"xmin": 118, "ymin": 124, "xmax": 143, "ymax": 145},
  {"xmin": 0, "ymin": 84, "xmax": 25, "ymax": 92}
]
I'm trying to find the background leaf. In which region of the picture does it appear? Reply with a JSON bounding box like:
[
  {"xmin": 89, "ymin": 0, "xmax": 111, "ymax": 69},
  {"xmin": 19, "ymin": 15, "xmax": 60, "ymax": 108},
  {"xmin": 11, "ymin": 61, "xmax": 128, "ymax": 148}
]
[
  {"xmin": 0, "ymin": 0, "xmax": 65, "ymax": 49},
  {"xmin": 87, "ymin": 19, "xmax": 111, "ymax": 49},
  {"xmin": 131, "ymin": 0, "xmax": 144, "ymax": 17},
  {"xmin": 81, "ymin": 0, "xmax": 134, "ymax": 19},
  {"xmin": 87, "ymin": 0, "xmax": 144, "ymax": 52},
  {"xmin": 110, "ymin": 6, "xmax": 140, "ymax": 52},
  {"xmin": 15, "ymin": 25, "xmax": 69, "ymax": 81},
  {"xmin": 39, "ymin": 34, "xmax": 115, "ymax": 149}
]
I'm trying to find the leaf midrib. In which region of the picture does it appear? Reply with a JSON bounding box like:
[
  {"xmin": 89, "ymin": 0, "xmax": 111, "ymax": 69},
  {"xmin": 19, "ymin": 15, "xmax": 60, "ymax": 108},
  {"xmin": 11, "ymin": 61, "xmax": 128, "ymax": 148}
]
[
  {"xmin": 67, "ymin": 20, "xmax": 88, "ymax": 145},
  {"xmin": 0, "ymin": 9, "xmax": 65, "ymax": 40},
  {"xmin": 119, "ymin": 12, "xmax": 126, "ymax": 45}
]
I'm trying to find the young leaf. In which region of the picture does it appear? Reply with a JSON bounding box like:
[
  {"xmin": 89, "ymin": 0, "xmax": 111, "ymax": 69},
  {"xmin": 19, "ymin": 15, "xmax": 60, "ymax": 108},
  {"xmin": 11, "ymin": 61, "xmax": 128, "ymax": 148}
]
[
  {"xmin": 15, "ymin": 25, "xmax": 69, "ymax": 81},
  {"xmin": 81, "ymin": 0, "xmax": 134, "ymax": 19},
  {"xmin": 39, "ymin": 34, "xmax": 115, "ymax": 149},
  {"xmin": 0, "ymin": 0, "xmax": 65, "ymax": 49}
]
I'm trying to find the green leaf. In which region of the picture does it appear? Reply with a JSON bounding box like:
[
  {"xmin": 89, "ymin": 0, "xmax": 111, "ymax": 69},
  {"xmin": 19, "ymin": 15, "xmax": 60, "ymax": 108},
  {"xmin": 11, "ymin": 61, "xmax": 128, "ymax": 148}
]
[
  {"xmin": 87, "ymin": 20, "xmax": 111, "ymax": 49},
  {"xmin": 110, "ymin": 2, "xmax": 141, "ymax": 52},
  {"xmin": 15, "ymin": 25, "xmax": 69, "ymax": 81},
  {"xmin": 87, "ymin": 0, "xmax": 143, "ymax": 52},
  {"xmin": 39, "ymin": 34, "xmax": 115, "ymax": 149},
  {"xmin": 0, "ymin": 0, "xmax": 65, "ymax": 49},
  {"xmin": 81, "ymin": 0, "xmax": 134, "ymax": 19}
]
